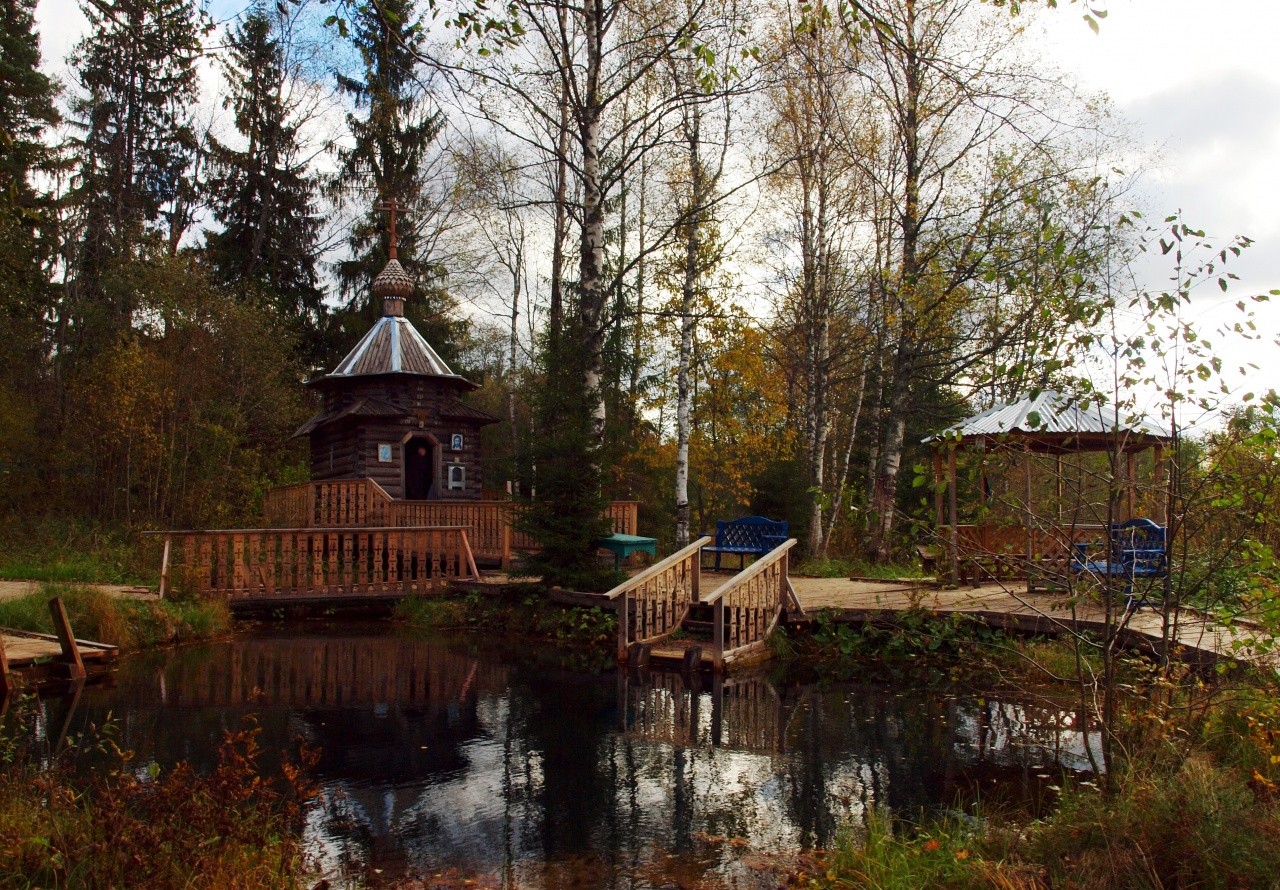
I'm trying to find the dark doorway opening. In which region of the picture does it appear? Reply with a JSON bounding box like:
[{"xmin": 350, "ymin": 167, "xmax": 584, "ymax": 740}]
[{"xmin": 404, "ymin": 436, "xmax": 436, "ymax": 499}]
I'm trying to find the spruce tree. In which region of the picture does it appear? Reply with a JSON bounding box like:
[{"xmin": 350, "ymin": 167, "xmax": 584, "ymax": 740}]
[
  {"xmin": 0, "ymin": 0, "xmax": 61, "ymax": 375},
  {"xmin": 518, "ymin": 315, "xmax": 615, "ymax": 591},
  {"xmin": 204, "ymin": 5, "xmax": 326, "ymax": 362},
  {"xmin": 68, "ymin": 0, "xmax": 204, "ymax": 337},
  {"xmin": 329, "ymin": 0, "xmax": 462, "ymax": 364}
]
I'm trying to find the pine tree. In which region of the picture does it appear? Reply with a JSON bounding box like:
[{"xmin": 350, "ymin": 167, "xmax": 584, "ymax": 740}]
[
  {"xmin": 0, "ymin": 0, "xmax": 61, "ymax": 375},
  {"xmin": 67, "ymin": 0, "xmax": 204, "ymax": 337},
  {"xmin": 204, "ymin": 5, "xmax": 326, "ymax": 362},
  {"xmin": 328, "ymin": 0, "xmax": 463, "ymax": 364}
]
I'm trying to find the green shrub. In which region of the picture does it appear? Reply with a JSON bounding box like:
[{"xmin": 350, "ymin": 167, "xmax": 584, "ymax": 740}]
[{"xmin": 0, "ymin": 722, "xmax": 316, "ymax": 889}]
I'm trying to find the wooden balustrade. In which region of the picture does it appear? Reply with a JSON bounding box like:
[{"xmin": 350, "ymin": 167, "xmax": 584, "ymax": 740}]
[
  {"xmin": 155, "ymin": 526, "xmax": 478, "ymax": 600},
  {"xmin": 944, "ymin": 523, "xmax": 1105, "ymax": 586},
  {"xmin": 606, "ymin": 536, "xmax": 711, "ymax": 661},
  {"xmin": 263, "ymin": 479, "xmax": 639, "ymax": 567},
  {"xmin": 705, "ymin": 539, "xmax": 795, "ymax": 670}
]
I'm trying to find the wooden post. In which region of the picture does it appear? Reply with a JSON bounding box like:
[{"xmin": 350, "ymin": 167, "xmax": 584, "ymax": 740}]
[
  {"xmin": 617, "ymin": 592, "xmax": 630, "ymax": 662},
  {"xmin": 1154, "ymin": 445, "xmax": 1167, "ymax": 524},
  {"xmin": 461, "ymin": 529, "xmax": 480, "ymax": 579},
  {"xmin": 691, "ymin": 544, "xmax": 701, "ymax": 604},
  {"xmin": 712, "ymin": 599, "xmax": 725, "ymax": 672},
  {"xmin": 49, "ymin": 597, "xmax": 86, "ymax": 680},
  {"xmin": 158, "ymin": 535, "xmax": 172, "ymax": 599},
  {"xmin": 947, "ymin": 446, "xmax": 959, "ymax": 588},
  {"xmin": 1024, "ymin": 447, "xmax": 1034, "ymax": 593},
  {"xmin": 932, "ymin": 447, "xmax": 944, "ymax": 530},
  {"xmin": 1126, "ymin": 450, "xmax": 1137, "ymax": 519},
  {"xmin": 0, "ymin": 637, "xmax": 12, "ymax": 698},
  {"xmin": 501, "ymin": 508, "xmax": 512, "ymax": 570}
]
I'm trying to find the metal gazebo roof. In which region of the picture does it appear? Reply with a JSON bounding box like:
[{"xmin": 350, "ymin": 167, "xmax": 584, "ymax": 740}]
[{"xmin": 926, "ymin": 390, "xmax": 1172, "ymax": 453}]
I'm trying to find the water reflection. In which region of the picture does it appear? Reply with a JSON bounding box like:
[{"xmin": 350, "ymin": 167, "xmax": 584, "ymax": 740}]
[{"xmin": 25, "ymin": 626, "xmax": 1100, "ymax": 887}]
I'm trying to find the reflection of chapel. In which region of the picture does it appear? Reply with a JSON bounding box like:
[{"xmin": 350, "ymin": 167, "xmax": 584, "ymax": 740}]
[{"xmin": 294, "ymin": 207, "xmax": 499, "ymax": 500}]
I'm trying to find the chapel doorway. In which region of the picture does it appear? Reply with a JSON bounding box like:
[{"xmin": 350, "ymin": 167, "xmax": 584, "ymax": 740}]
[{"xmin": 404, "ymin": 436, "xmax": 436, "ymax": 499}]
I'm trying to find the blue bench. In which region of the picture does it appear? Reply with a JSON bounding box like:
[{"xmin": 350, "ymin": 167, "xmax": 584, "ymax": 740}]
[
  {"xmin": 702, "ymin": 516, "xmax": 789, "ymax": 570},
  {"xmin": 1071, "ymin": 518, "xmax": 1167, "ymax": 607}
]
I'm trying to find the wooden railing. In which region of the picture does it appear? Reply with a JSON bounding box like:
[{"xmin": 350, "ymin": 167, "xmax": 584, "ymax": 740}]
[
  {"xmin": 943, "ymin": 523, "xmax": 1105, "ymax": 586},
  {"xmin": 704, "ymin": 539, "xmax": 795, "ymax": 670},
  {"xmin": 606, "ymin": 536, "xmax": 711, "ymax": 662},
  {"xmin": 263, "ymin": 479, "xmax": 391, "ymax": 528},
  {"xmin": 263, "ymin": 479, "xmax": 640, "ymax": 566},
  {"xmin": 155, "ymin": 526, "xmax": 478, "ymax": 600}
]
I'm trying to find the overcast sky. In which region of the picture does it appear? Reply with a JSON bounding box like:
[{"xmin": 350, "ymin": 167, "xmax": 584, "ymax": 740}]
[{"xmin": 32, "ymin": 0, "xmax": 1280, "ymax": 400}]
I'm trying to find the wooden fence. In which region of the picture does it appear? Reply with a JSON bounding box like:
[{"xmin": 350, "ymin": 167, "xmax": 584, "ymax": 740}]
[
  {"xmin": 606, "ymin": 537, "xmax": 711, "ymax": 662},
  {"xmin": 704, "ymin": 539, "xmax": 796, "ymax": 670},
  {"xmin": 155, "ymin": 527, "xmax": 478, "ymax": 601},
  {"xmin": 944, "ymin": 523, "xmax": 1105, "ymax": 588},
  {"xmin": 263, "ymin": 479, "xmax": 640, "ymax": 566}
]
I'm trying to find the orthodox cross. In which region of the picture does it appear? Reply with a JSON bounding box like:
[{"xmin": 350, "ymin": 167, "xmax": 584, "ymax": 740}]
[{"xmin": 375, "ymin": 197, "xmax": 405, "ymax": 260}]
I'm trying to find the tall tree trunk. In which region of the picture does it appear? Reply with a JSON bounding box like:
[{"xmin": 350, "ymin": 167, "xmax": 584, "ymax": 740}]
[
  {"xmin": 548, "ymin": 1, "xmax": 571, "ymax": 345},
  {"xmin": 674, "ymin": 99, "xmax": 703, "ymax": 548},
  {"xmin": 577, "ymin": 0, "xmax": 608, "ymax": 431}
]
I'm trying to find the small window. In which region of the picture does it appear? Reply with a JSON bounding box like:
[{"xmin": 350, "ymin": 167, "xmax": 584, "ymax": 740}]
[{"xmin": 447, "ymin": 464, "xmax": 465, "ymax": 491}]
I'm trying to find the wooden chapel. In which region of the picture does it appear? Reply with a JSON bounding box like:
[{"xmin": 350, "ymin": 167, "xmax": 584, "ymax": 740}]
[{"xmin": 293, "ymin": 201, "xmax": 499, "ymax": 501}]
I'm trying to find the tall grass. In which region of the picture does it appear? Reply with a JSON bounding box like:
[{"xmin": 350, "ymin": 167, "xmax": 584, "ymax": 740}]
[
  {"xmin": 0, "ymin": 516, "xmax": 159, "ymax": 585},
  {"xmin": 0, "ymin": 584, "xmax": 229, "ymax": 649}
]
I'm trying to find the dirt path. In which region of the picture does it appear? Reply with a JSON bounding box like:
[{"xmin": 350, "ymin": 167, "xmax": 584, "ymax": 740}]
[{"xmin": 0, "ymin": 580, "xmax": 157, "ymax": 601}]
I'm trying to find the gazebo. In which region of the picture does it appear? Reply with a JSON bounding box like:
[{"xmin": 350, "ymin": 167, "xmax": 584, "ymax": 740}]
[{"xmin": 925, "ymin": 390, "xmax": 1173, "ymax": 589}]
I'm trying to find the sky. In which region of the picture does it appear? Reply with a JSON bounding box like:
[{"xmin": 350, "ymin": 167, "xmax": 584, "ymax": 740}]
[{"xmin": 30, "ymin": 0, "xmax": 1280, "ymax": 401}]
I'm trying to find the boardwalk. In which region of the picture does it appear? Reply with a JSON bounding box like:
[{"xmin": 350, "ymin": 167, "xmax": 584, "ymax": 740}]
[{"xmin": 789, "ymin": 577, "xmax": 1269, "ymax": 667}]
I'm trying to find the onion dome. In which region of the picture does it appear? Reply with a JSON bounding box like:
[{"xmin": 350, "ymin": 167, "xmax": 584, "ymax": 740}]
[{"xmin": 373, "ymin": 258, "xmax": 414, "ymax": 317}]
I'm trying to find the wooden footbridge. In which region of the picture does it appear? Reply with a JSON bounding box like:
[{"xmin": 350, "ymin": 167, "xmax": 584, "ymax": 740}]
[{"xmin": 603, "ymin": 537, "xmax": 1278, "ymax": 674}]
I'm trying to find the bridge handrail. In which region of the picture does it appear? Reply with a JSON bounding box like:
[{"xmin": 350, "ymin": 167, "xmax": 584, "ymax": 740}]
[
  {"xmin": 604, "ymin": 536, "xmax": 712, "ymax": 600},
  {"xmin": 606, "ymin": 536, "xmax": 711, "ymax": 662},
  {"xmin": 704, "ymin": 538, "xmax": 796, "ymax": 670}
]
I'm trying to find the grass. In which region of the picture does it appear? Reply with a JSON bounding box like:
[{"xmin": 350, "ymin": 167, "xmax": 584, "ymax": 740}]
[
  {"xmin": 0, "ymin": 517, "xmax": 159, "ymax": 586},
  {"xmin": 807, "ymin": 810, "xmax": 1039, "ymax": 890},
  {"xmin": 0, "ymin": 583, "xmax": 230, "ymax": 650},
  {"xmin": 0, "ymin": 721, "xmax": 317, "ymax": 889}
]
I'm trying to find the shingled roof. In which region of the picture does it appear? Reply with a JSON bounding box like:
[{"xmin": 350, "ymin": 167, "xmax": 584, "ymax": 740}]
[{"xmin": 310, "ymin": 256, "xmax": 476, "ymax": 390}]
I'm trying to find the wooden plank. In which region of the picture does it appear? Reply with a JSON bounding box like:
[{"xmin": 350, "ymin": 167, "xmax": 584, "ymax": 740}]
[{"xmin": 48, "ymin": 598, "xmax": 86, "ymax": 680}]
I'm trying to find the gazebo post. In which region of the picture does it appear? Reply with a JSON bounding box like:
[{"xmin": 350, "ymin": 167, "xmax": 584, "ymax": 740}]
[
  {"xmin": 1024, "ymin": 445, "xmax": 1034, "ymax": 593},
  {"xmin": 1126, "ymin": 451, "xmax": 1137, "ymax": 519},
  {"xmin": 933, "ymin": 446, "xmax": 945, "ymax": 530},
  {"xmin": 1153, "ymin": 444, "xmax": 1167, "ymax": 524},
  {"xmin": 948, "ymin": 445, "xmax": 959, "ymax": 587},
  {"xmin": 1055, "ymin": 454, "xmax": 1064, "ymax": 523}
]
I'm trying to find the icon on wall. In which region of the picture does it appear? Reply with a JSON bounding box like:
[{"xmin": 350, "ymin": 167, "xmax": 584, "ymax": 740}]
[
  {"xmin": 451, "ymin": 434, "xmax": 464, "ymax": 452},
  {"xmin": 377, "ymin": 443, "xmax": 393, "ymax": 463}
]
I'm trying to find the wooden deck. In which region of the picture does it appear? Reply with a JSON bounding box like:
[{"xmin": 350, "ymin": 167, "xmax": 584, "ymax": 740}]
[
  {"xmin": 789, "ymin": 577, "xmax": 1270, "ymax": 667},
  {"xmin": 2, "ymin": 627, "xmax": 118, "ymax": 687}
]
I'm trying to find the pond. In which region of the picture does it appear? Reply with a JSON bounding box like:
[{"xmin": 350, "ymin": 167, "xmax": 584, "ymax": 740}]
[{"xmin": 16, "ymin": 623, "xmax": 1100, "ymax": 888}]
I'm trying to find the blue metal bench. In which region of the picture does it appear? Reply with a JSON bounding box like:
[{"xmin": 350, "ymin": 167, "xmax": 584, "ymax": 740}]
[
  {"xmin": 1071, "ymin": 518, "xmax": 1168, "ymax": 607},
  {"xmin": 702, "ymin": 516, "xmax": 789, "ymax": 570}
]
